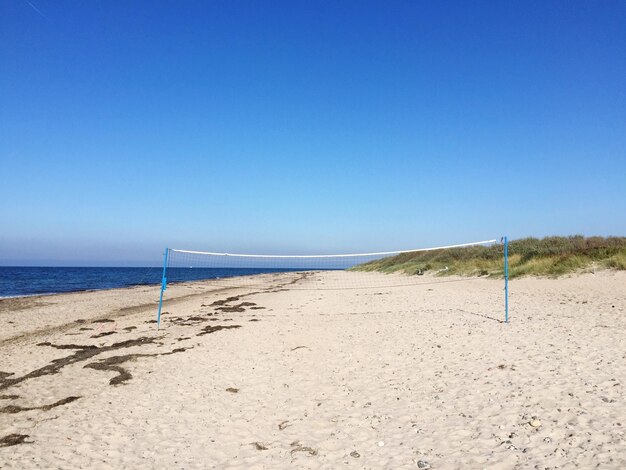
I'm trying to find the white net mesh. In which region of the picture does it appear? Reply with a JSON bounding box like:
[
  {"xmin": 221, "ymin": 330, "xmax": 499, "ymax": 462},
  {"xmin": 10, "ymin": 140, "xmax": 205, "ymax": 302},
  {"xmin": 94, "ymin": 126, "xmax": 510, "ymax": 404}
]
[{"xmin": 163, "ymin": 239, "xmax": 499, "ymax": 291}]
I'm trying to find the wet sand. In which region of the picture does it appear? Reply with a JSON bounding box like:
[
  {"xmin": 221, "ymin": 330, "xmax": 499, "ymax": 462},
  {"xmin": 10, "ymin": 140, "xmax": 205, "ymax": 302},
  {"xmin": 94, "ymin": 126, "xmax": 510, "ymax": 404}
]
[{"xmin": 0, "ymin": 270, "xmax": 625, "ymax": 469}]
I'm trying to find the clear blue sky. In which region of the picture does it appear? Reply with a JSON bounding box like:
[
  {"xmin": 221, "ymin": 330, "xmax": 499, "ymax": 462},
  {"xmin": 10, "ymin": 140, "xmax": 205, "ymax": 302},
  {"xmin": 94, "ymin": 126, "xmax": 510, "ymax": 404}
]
[{"xmin": 1, "ymin": 1, "xmax": 625, "ymax": 266}]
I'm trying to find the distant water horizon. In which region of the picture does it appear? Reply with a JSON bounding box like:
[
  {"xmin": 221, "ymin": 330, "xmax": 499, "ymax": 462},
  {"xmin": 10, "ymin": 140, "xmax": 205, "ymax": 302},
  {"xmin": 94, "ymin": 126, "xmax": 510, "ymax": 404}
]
[{"xmin": 0, "ymin": 266, "xmax": 309, "ymax": 298}]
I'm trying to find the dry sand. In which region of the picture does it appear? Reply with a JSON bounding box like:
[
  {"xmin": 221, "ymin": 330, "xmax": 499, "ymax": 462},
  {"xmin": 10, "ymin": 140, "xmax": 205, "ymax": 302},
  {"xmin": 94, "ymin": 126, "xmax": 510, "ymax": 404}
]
[{"xmin": 0, "ymin": 270, "xmax": 624, "ymax": 469}]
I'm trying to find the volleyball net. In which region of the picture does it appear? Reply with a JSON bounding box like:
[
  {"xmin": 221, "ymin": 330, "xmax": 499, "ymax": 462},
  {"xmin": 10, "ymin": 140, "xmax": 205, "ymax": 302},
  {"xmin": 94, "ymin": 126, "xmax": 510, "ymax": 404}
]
[{"xmin": 156, "ymin": 237, "xmax": 510, "ymax": 326}]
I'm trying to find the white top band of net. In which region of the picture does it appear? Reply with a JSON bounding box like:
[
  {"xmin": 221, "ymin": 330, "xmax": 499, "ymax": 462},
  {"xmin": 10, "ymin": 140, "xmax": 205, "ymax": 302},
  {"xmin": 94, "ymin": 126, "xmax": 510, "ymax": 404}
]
[{"xmin": 170, "ymin": 239, "xmax": 497, "ymax": 259}]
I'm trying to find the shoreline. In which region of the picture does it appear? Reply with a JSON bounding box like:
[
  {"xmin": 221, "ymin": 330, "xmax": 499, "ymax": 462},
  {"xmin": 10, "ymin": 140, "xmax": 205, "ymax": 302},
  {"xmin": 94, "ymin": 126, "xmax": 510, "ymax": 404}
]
[
  {"xmin": 2, "ymin": 265, "xmax": 622, "ymax": 301},
  {"xmin": 0, "ymin": 271, "xmax": 308, "ymax": 346},
  {"xmin": 0, "ymin": 267, "xmax": 325, "ymax": 300}
]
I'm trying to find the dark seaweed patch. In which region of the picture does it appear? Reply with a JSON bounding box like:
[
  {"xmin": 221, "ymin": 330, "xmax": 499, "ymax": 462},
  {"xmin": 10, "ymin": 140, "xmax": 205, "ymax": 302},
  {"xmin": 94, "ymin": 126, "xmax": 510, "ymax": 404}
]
[
  {"xmin": 84, "ymin": 347, "xmax": 190, "ymax": 386},
  {"xmin": 0, "ymin": 396, "xmax": 80, "ymax": 414},
  {"xmin": 84, "ymin": 357, "xmax": 133, "ymax": 385},
  {"xmin": 197, "ymin": 325, "xmax": 241, "ymax": 337},
  {"xmin": 168, "ymin": 314, "xmax": 215, "ymax": 326},
  {"xmin": 216, "ymin": 306, "xmax": 245, "ymax": 313},
  {"xmin": 91, "ymin": 331, "xmax": 116, "ymax": 338},
  {"xmin": 0, "ymin": 434, "xmax": 30, "ymax": 447},
  {"xmin": 216, "ymin": 301, "xmax": 258, "ymax": 313},
  {"xmin": 0, "ymin": 337, "xmax": 157, "ymax": 391},
  {"xmin": 0, "ymin": 394, "xmax": 19, "ymax": 400},
  {"xmin": 210, "ymin": 296, "xmax": 240, "ymax": 306}
]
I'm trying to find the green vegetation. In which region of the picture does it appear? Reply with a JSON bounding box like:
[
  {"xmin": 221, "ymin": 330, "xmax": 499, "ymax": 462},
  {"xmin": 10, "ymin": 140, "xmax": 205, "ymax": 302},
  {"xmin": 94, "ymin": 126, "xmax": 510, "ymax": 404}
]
[{"xmin": 351, "ymin": 236, "xmax": 626, "ymax": 279}]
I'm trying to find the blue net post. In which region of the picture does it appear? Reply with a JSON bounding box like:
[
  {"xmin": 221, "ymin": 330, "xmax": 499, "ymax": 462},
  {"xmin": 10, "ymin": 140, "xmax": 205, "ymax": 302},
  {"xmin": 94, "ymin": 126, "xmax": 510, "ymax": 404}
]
[
  {"xmin": 157, "ymin": 248, "xmax": 169, "ymax": 329},
  {"xmin": 504, "ymin": 236, "xmax": 509, "ymax": 323}
]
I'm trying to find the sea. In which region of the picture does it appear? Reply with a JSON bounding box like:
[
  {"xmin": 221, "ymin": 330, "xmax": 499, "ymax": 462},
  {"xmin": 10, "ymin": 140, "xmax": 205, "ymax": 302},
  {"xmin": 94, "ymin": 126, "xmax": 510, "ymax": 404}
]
[{"xmin": 0, "ymin": 266, "xmax": 304, "ymax": 298}]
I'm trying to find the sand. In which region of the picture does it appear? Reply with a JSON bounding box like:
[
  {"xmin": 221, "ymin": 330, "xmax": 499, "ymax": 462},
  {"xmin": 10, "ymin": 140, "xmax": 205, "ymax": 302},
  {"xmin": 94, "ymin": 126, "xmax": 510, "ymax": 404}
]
[{"xmin": 0, "ymin": 270, "xmax": 625, "ymax": 469}]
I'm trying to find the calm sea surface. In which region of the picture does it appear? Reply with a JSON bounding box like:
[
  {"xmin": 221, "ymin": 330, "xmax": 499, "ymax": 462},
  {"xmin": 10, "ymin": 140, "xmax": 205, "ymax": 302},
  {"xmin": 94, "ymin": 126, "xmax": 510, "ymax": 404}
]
[{"xmin": 0, "ymin": 266, "xmax": 304, "ymax": 298}]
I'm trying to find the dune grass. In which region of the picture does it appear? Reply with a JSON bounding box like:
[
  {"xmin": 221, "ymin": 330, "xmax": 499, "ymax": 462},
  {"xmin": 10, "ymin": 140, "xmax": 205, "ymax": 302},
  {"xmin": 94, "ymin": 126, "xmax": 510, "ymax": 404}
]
[{"xmin": 351, "ymin": 236, "xmax": 626, "ymax": 279}]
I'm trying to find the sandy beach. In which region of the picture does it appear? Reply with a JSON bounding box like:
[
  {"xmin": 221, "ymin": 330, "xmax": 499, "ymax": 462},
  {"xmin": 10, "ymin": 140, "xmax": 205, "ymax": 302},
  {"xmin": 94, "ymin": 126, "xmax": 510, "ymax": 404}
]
[{"xmin": 0, "ymin": 270, "xmax": 625, "ymax": 469}]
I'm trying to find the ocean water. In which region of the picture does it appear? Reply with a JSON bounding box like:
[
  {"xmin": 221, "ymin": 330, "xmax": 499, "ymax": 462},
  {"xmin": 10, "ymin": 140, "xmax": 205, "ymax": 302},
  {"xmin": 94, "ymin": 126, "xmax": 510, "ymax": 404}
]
[{"xmin": 0, "ymin": 266, "xmax": 303, "ymax": 298}]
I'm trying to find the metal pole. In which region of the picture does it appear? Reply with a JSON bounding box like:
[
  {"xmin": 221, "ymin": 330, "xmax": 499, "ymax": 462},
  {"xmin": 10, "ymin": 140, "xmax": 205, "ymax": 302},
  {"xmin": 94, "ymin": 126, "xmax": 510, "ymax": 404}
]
[
  {"xmin": 157, "ymin": 248, "xmax": 169, "ymax": 329},
  {"xmin": 504, "ymin": 236, "xmax": 509, "ymax": 323}
]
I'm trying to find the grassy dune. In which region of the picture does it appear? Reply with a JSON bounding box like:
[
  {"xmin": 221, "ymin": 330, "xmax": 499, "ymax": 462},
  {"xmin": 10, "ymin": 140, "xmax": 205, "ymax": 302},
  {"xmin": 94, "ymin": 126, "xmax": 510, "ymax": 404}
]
[{"xmin": 352, "ymin": 236, "xmax": 626, "ymax": 279}]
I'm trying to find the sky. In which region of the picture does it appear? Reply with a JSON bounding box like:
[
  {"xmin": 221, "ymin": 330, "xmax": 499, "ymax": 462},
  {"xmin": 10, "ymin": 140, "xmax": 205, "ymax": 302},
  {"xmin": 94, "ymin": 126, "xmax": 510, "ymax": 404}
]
[{"xmin": 1, "ymin": 1, "xmax": 625, "ymax": 266}]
